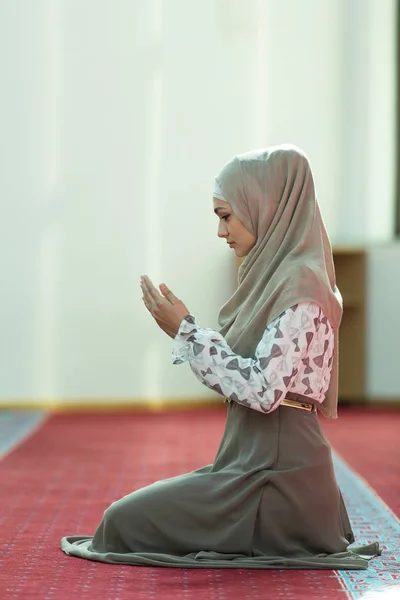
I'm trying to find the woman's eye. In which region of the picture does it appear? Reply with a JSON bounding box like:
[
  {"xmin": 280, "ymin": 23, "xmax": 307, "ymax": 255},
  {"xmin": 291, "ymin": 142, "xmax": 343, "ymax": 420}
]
[{"xmin": 221, "ymin": 215, "xmax": 230, "ymax": 221}]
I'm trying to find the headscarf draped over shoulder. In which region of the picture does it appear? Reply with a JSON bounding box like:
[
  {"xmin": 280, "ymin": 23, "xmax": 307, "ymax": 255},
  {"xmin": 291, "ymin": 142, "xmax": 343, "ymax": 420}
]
[{"xmin": 214, "ymin": 144, "xmax": 342, "ymax": 419}]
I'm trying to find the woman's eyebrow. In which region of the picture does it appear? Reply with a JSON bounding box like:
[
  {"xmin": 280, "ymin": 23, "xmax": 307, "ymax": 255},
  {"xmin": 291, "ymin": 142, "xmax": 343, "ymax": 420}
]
[{"xmin": 213, "ymin": 207, "xmax": 229, "ymax": 215}]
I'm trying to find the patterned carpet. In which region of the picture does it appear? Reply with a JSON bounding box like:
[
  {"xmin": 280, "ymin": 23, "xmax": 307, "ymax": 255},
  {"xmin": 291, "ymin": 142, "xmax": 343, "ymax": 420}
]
[
  {"xmin": 0, "ymin": 411, "xmax": 47, "ymax": 458},
  {"xmin": 322, "ymin": 407, "xmax": 400, "ymax": 599},
  {"xmin": 0, "ymin": 407, "xmax": 399, "ymax": 600}
]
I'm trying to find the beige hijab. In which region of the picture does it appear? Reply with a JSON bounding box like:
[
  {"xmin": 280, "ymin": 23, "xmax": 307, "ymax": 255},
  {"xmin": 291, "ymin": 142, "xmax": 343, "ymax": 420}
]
[{"xmin": 214, "ymin": 144, "xmax": 342, "ymax": 419}]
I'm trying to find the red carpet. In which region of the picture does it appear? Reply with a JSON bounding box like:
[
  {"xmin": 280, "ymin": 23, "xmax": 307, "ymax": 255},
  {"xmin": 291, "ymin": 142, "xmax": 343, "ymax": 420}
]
[
  {"xmin": 321, "ymin": 406, "xmax": 400, "ymax": 516},
  {"xmin": 0, "ymin": 406, "xmax": 398, "ymax": 600}
]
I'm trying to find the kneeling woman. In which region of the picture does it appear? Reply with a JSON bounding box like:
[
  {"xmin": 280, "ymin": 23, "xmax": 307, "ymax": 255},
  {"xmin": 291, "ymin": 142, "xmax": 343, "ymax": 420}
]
[{"xmin": 61, "ymin": 145, "xmax": 380, "ymax": 569}]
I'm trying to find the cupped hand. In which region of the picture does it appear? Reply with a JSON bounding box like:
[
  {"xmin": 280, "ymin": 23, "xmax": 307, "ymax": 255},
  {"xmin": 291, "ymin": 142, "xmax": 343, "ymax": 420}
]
[{"xmin": 140, "ymin": 275, "xmax": 191, "ymax": 338}]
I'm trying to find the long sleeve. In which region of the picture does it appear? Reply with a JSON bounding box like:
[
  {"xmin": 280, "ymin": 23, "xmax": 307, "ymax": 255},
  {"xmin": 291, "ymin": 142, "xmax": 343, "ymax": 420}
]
[{"xmin": 172, "ymin": 302, "xmax": 330, "ymax": 414}]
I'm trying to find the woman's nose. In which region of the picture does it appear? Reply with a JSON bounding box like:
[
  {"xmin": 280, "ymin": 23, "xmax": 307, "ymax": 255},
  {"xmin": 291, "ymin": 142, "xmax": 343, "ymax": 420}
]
[{"xmin": 218, "ymin": 223, "xmax": 228, "ymax": 238}]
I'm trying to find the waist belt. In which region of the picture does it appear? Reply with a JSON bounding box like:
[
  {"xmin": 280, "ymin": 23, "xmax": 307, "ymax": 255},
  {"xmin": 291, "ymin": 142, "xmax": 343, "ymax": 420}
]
[
  {"xmin": 281, "ymin": 398, "xmax": 316, "ymax": 412},
  {"xmin": 223, "ymin": 396, "xmax": 316, "ymax": 412}
]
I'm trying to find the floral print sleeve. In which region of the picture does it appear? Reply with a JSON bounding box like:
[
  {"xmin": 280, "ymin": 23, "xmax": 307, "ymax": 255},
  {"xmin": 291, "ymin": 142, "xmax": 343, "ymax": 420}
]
[{"xmin": 172, "ymin": 302, "xmax": 333, "ymax": 414}]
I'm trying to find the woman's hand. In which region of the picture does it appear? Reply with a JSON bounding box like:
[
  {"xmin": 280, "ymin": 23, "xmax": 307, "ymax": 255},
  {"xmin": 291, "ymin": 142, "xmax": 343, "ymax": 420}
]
[{"xmin": 140, "ymin": 275, "xmax": 191, "ymax": 338}]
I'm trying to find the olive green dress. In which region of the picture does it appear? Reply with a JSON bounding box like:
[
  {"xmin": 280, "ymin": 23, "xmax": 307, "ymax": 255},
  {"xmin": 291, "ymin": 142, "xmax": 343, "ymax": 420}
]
[{"xmin": 61, "ymin": 394, "xmax": 380, "ymax": 569}]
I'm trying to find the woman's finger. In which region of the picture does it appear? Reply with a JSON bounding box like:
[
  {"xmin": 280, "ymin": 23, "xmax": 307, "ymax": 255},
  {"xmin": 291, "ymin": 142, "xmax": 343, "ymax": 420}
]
[
  {"xmin": 141, "ymin": 279, "xmax": 156, "ymax": 309},
  {"xmin": 142, "ymin": 295, "xmax": 152, "ymax": 313},
  {"xmin": 159, "ymin": 283, "xmax": 178, "ymax": 305},
  {"xmin": 142, "ymin": 295, "xmax": 175, "ymax": 337},
  {"xmin": 142, "ymin": 275, "xmax": 161, "ymax": 303}
]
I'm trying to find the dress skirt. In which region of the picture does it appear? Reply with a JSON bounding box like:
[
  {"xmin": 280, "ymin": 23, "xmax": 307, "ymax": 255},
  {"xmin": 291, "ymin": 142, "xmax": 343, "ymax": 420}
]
[{"xmin": 61, "ymin": 394, "xmax": 380, "ymax": 569}]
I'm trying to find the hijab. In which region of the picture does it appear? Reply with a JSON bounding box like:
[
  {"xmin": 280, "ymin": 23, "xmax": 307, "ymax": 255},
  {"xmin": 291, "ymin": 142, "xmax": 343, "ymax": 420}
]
[{"xmin": 214, "ymin": 144, "xmax": 342, "ymax": 419}]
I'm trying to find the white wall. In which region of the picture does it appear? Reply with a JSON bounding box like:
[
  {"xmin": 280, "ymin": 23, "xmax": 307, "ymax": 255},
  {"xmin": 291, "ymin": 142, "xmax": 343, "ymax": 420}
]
[
  {"xmin": 339, "ymin": 0, "xmax": 397, "ymax": 243},
  {"xmin": 367, "ymin": 244, "xmax": 400, "ymax": 400},
  {"xmin": 262, "ymin": 0, "xmax": 396, "ymax": 244},
  {"xmin": 0, "ymin": 0, "xmax": 397, "ymax": 404}
]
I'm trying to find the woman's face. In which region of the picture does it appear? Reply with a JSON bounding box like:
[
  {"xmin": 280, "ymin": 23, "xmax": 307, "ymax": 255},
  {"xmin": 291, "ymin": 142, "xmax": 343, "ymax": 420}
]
[{"xmin": 213, "ymin": 197, "xmax": 256, "ymax": 258}]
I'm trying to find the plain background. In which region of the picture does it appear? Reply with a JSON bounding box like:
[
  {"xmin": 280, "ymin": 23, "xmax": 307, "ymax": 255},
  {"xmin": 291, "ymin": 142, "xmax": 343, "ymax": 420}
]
[{"xmin": 0, "ymin": 0, "xmax": 397, "ymax": 404}]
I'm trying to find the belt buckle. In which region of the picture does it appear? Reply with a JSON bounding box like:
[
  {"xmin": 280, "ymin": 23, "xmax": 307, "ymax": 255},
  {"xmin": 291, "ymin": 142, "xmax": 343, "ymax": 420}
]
[{"xmin": 282, "ymin": 398, "xmax": 315, "ymax": 412}]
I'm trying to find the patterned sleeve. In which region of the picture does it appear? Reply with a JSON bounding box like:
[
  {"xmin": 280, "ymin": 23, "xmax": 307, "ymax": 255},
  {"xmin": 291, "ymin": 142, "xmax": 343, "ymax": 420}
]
[{"xmin": 172, "ymin": 302, "xmax": 321, "ymax": 414}]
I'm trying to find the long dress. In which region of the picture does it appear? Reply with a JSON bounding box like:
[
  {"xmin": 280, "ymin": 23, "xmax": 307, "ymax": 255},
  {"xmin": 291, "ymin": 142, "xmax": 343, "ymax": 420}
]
[{"xmin": 61, "ymin": 302, "xmax": 380, "ymax": 568}]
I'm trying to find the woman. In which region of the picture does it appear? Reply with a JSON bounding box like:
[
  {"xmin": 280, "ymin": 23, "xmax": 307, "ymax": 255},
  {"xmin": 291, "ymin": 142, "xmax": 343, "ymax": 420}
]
[{"xmin": 61, "ymin": 144, "xmax": 380, "ymax": 569}]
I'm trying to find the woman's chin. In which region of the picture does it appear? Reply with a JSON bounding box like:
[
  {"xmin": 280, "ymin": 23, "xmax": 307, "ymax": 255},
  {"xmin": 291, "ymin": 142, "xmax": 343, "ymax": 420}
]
[{"xmin": 234, "ymin": 246, "xmax": 243, "ymax": 257}]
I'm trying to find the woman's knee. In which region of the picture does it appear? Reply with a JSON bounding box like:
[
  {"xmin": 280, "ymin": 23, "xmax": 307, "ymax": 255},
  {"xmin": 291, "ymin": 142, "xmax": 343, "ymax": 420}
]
[{"xmin": 103, "ymin": 489, "xmax": 147, "ymax": 527}]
